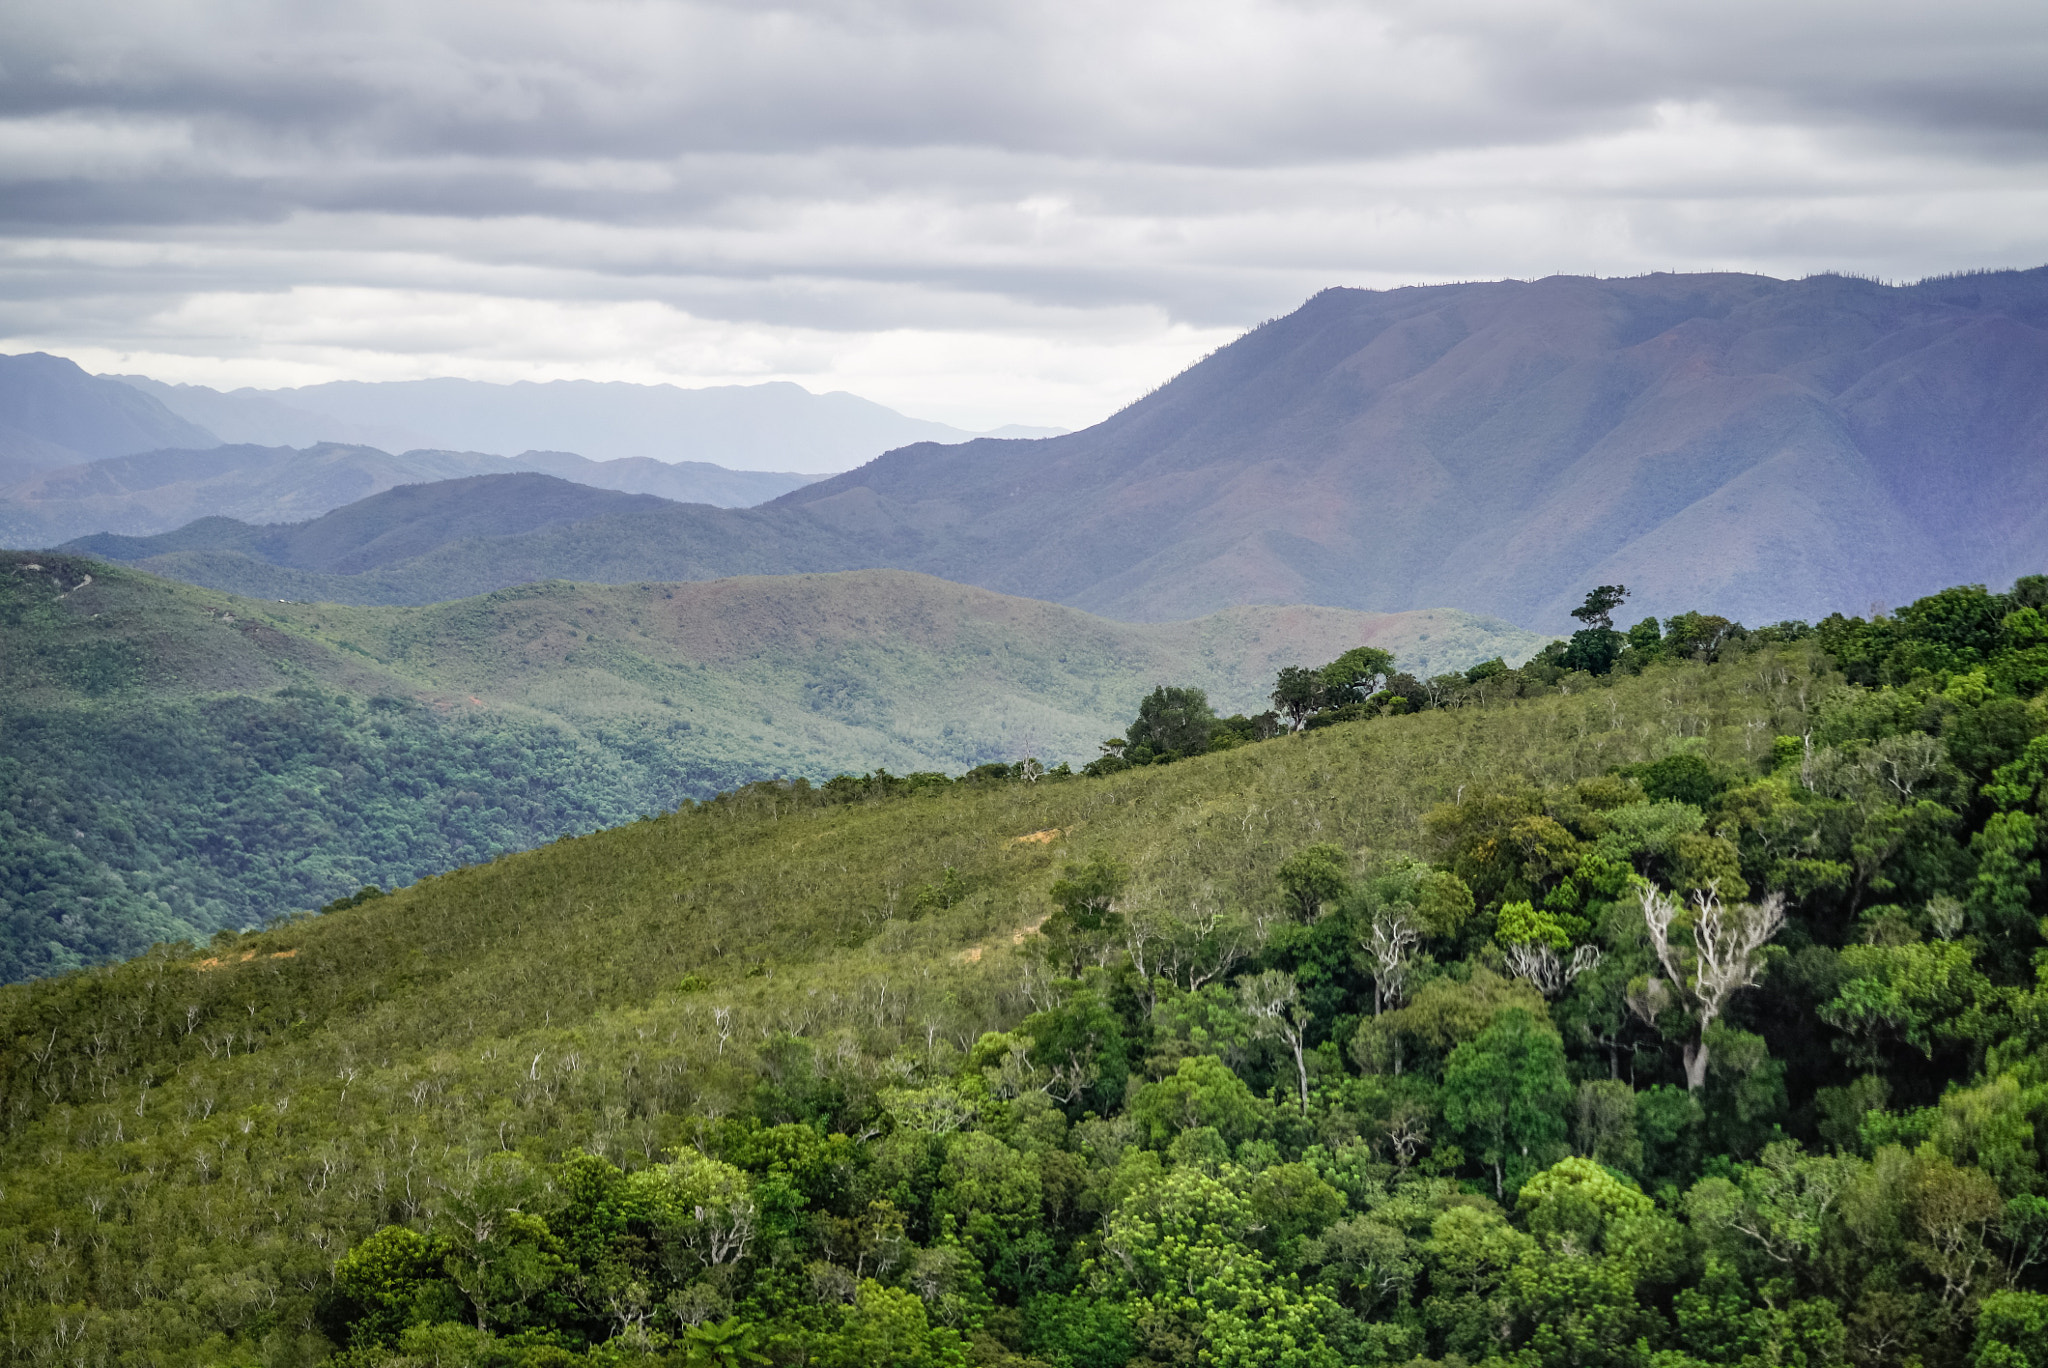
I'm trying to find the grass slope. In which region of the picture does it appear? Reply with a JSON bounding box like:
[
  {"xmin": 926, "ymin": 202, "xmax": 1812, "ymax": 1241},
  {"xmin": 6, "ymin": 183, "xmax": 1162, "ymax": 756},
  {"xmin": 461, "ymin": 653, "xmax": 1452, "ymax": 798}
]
[
  {"xmin": 0, "ymin": 642, "xmax": 1815, "ymax": 1362},
  {"xmin": 0, "ymin": 551, "xmax": 1545, "ymax": 979}
]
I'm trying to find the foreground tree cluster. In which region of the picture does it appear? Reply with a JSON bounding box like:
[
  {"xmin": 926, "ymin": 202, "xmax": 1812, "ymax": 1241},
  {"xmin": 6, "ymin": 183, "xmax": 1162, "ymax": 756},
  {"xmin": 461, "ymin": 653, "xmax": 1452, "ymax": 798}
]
[{"xmin": 0, "ymin": 576, "xmax": 2046, "ymax": 1368}]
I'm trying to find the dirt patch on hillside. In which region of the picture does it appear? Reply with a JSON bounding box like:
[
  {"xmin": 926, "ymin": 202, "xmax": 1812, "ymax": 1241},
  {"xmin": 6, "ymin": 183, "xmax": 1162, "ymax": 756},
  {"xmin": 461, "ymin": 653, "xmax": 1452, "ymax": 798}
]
[
  {"xmin": 194, "ymin": 949, "xmax": 298, "ymax": 971},
  {"xmin": 958, "ymin": 914, "xmax": 1050, "ymax": 963}
]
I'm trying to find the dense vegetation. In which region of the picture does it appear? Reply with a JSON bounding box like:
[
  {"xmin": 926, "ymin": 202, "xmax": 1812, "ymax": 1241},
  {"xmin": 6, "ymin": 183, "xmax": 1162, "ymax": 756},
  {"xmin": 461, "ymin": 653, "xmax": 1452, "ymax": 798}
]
[
  {"xmin": 0, "ymin": 552, "xmax": 1539, "ymax": 982},
  {"xmin": 2, "ymin": 571, "xmax": 2044, "ymax": 1367}
]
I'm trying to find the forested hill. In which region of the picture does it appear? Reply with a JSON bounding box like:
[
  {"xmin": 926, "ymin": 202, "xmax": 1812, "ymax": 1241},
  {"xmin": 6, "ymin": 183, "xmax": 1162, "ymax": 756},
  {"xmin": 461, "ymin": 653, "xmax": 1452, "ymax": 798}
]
[
  {"xmin": 73, "ymin": 271, "xmax": 2048, "ymax": 627},
  {"xmin": 1, "ymin": 572, "xmax": 2044, "ymax": 1367},
  {"xmin": 0, "ymin": 550, "xmax": 1537, "ymax": 981}
]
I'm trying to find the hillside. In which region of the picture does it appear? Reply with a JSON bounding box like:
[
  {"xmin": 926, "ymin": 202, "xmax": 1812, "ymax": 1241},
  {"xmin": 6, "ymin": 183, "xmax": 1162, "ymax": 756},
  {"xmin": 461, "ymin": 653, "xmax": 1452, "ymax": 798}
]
[
  {"xmin": 0, "ymin": 444, "xmax": 817, "ymax": 547},
  {"xmin": 72, "ymin": 271, "xmax": 2048, "ymax": 627},
  {"xmin": 115, "ymin": 373, "xmax": 1065, "ymax": 474},
  {"xmin": 0, "ymin": 549, "xmax": 1541, "ymax": 980},
  {"xmin": 1, "ymin": 576, "xmax": 2042, "ymax": 1366},
  {"xmin": 0, "ymin": 352, "xmax": 218, "ymax": 484}
]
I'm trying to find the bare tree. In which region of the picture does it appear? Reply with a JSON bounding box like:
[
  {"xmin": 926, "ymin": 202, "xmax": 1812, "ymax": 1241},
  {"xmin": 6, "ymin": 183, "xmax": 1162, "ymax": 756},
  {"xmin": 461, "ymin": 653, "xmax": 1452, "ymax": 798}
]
[
  {"xmin": 1238, "ymin": 970, "xmax": 1311, "ymax": 1114},
  {"xmin": 1504, "ymin": 941, "xmax": 1602, "ymax": 997},
  {"xmin": 1149, "ymin": 897, "xmax": 1254, "ymax": 998},
  {"xmin": 1860, "ymin": 732, "xmax": 1947, "ymax": 802},
  {"xmin": 1359, "ymin": 905, "xmax": 1423, "ymax": 1015},
  {"xmin": 1640, "ymin": 881, "xmax": 1787, "ymax": 1090}
]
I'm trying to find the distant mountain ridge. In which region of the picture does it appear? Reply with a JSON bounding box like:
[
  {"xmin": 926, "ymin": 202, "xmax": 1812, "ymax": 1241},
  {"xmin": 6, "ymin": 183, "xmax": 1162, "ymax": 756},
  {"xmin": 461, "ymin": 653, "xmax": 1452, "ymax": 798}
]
[
  {"xmin": 74, "ymin": 270, "xmax": 2048, "ymax": 629},
  {"xmin": 112, "ymin": 373, "xmax": 1064, "ymax": 474},
  {"xmin": 756, "ymin": 268, "xmax": 2048, "ymax": 628},
  {"xmin": 0, "ymin": 441, "xmax": 816, "ymax": 545},
  {"xmin": 0, "ymin": 354, "xmax": 217, "ymax": 484}
]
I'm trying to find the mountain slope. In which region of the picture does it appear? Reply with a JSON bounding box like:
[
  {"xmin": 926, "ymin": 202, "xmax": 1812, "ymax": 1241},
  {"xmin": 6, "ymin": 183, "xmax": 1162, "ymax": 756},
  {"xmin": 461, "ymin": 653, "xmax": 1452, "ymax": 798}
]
[
  {"xmin": 0, "ymin": 549, "xmax": 1545, "ymax": 979},
  {"xmin": 117, "ymin": 373, "xmax": 1064, "ymax": 474},
  {"xmin": 0, "ymin": 352, "xmax": 219, "ymax": 483},
  {"xmin": 763, "ymin": 269, "xmax": 2048, "ymax": 628},
  {"xmin": 71, "ymin": 271, "xmax": 2047, "ymax": 627}
]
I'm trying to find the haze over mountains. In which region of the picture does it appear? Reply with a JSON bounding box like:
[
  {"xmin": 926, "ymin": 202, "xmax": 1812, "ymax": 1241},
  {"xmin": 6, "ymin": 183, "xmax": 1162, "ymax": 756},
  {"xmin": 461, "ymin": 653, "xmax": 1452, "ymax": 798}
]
[
  {"xmin": 112, "ymin": 373, "xmax": 1064, "ymax": 473},
  {"xmin": 66, "ymin": 269, "xmax": 2048, "ymax": 631},
  {"xmin": 0, "ymin": 354, "xmax": 1071, "ymax": 540}
]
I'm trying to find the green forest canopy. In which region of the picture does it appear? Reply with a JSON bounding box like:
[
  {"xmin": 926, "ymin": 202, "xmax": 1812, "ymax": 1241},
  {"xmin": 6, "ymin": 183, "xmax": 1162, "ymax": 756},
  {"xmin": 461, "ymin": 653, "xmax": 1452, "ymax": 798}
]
[{"xmin": 0, "ymin": 573, "xmax": 2045, "ymax": 1368}]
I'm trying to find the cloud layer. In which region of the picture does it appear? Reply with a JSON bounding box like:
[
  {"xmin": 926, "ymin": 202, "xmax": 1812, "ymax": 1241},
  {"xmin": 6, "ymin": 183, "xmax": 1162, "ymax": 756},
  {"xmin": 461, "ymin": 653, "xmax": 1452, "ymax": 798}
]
[{"xmin": 3, "ymin": 0, "xmax": 2044, "ymax": 430}]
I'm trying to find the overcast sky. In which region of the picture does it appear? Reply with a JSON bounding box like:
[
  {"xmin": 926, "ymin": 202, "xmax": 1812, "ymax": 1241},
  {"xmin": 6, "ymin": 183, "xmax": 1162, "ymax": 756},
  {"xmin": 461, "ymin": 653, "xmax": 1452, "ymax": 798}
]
[{"xmin": 3, "ymin": 0, "xmax": 2044, "ymax": 430}]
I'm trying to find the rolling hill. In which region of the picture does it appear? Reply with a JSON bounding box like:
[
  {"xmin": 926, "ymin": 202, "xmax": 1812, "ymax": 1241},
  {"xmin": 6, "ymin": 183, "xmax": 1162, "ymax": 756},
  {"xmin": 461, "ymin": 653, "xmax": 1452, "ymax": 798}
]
[
  {"xmin": 0, "ymin": 548, "xmax": 1544, "ymax": 980},
  {"xmin": 68, "ymin": 270, "xmax": 2048, "ymax": 629}
]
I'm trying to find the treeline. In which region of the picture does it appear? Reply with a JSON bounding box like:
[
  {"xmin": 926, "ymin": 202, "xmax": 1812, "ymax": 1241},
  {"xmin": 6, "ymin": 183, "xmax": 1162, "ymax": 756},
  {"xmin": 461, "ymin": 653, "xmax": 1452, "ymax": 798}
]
[{"xmin": 263, "ymin": 574, "xmax": 2048, "ymax": 1368}]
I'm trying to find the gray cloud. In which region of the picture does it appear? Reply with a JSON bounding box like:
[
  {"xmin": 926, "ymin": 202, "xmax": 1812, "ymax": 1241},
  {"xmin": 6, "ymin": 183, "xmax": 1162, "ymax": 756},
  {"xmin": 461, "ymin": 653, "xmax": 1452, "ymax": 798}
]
[{"xmin": 1, "ymin": 0, "xmax": 2043, "ymax": 429}]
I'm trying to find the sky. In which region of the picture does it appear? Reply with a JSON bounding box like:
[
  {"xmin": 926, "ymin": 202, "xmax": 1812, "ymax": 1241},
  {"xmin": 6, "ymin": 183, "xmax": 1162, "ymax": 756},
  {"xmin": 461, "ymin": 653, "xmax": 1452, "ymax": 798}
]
[{"xmin": 2, "ymin": 0, "xmax": 2044, "ymax": 431}]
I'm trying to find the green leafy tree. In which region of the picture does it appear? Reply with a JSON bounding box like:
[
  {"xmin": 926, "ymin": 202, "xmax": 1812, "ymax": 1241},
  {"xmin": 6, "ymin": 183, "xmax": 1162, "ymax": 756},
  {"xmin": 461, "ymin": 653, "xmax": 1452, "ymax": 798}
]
[
  {"xmin": 1974, "ymin": 1290, "xmax": 2048, "ymax": 1368},
  {"xmin": 329, "ymin": 1225, "xmax": 441, "ymax": 1349},
  {"xmin": 1442, "ymin": 1007, "xmax": 1572, "ymax": 1197},
  {"xmin": 678, "ymin": 1317, "xmax": 772, "ymax": 1368},
  {"xmin": 1272, "ymin": 665, "xmax": 1326, "ymax": 732},
  {"xmin": 1278, "ymin": 843, "xmax": 1349, "ymax": 921},
  {"xmin": 1320, "ymin": 647, "xmax": 1396, "ymax": 702},
  {"xmin": 1129, "ymin": 1055, "xmax": 1265, "ymax": 1148},
  {"xmin": 1042, "ymin": 854, "xmax": 1131, "ymax": 974},
  {"xmin": 1126, "ymin": 685, "xmax": 1220, "ymax": 757}
]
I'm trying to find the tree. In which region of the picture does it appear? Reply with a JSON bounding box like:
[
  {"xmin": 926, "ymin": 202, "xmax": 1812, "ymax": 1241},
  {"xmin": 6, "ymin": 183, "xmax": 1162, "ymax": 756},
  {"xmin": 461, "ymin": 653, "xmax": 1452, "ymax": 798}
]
[
  {"xmin": 1320, "ymin": 647, "xmax": 1395, "ymax": 702},
  {"xmin": 1636, "ymin": 882, "xmax": 1787, "ymax": 1091},
  {"xmin": 1128, "ymin": 1054, "xmax": 1264, "ymax": 1146},
  {"xmin": 1572, "ymin": 586, "xmax": 1630, "ymax": 632},
  {"xmin": 1042, "ymin": 853, "xmax": 1131, "ymax": 973},
  {"xmin": 1238, "ymin": 969, "xmax": 1312, "ymax": 1114},
  {"xmin": 1972, "ymin": 1291, "xmax": 2048, "ymax": 1368},
  {"xmin": 1495, "ymin": 900, "xmax": 1600, "ymax": 998},
  {"xmin": 678, "ymin": 1317, "xmax": 772, "ymax": 1368},
  {"xmin": 1561, "ymin": 587, "xmax": 1631, "ymax": 675},
  {"xmin": 1278, "ymin": 843, "xmax": 1349, "ymax": 921},
  {"xmin": 330, "ymin": 1225, "xmax": 440, "ymax": 1349},
  {"xmin": 1126, "ymin": 686, "xmax": 1220, "ymax": 757},
  {"xmin": 1359, "ymin": 902, "xmax": 1422, "ymax": 1016},
  {"xmin": 1271, "ymin": 666, "xmax": 1325, "ymax": 731},
  {"xmin": 1442, "ymin": 1007, "xmax": 1572, "ymax": 1198}
]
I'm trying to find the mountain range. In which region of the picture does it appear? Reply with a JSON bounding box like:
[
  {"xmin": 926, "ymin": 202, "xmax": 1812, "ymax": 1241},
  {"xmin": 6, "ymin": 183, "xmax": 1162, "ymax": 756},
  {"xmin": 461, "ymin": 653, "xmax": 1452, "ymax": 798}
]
[
  {"xmin": 63, "ymin": 268, "xmax": 2048, "ymax": 630},
  {"xmin": 112, "ymin": 372, "xmax": 1064, "ymax": 472}
]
